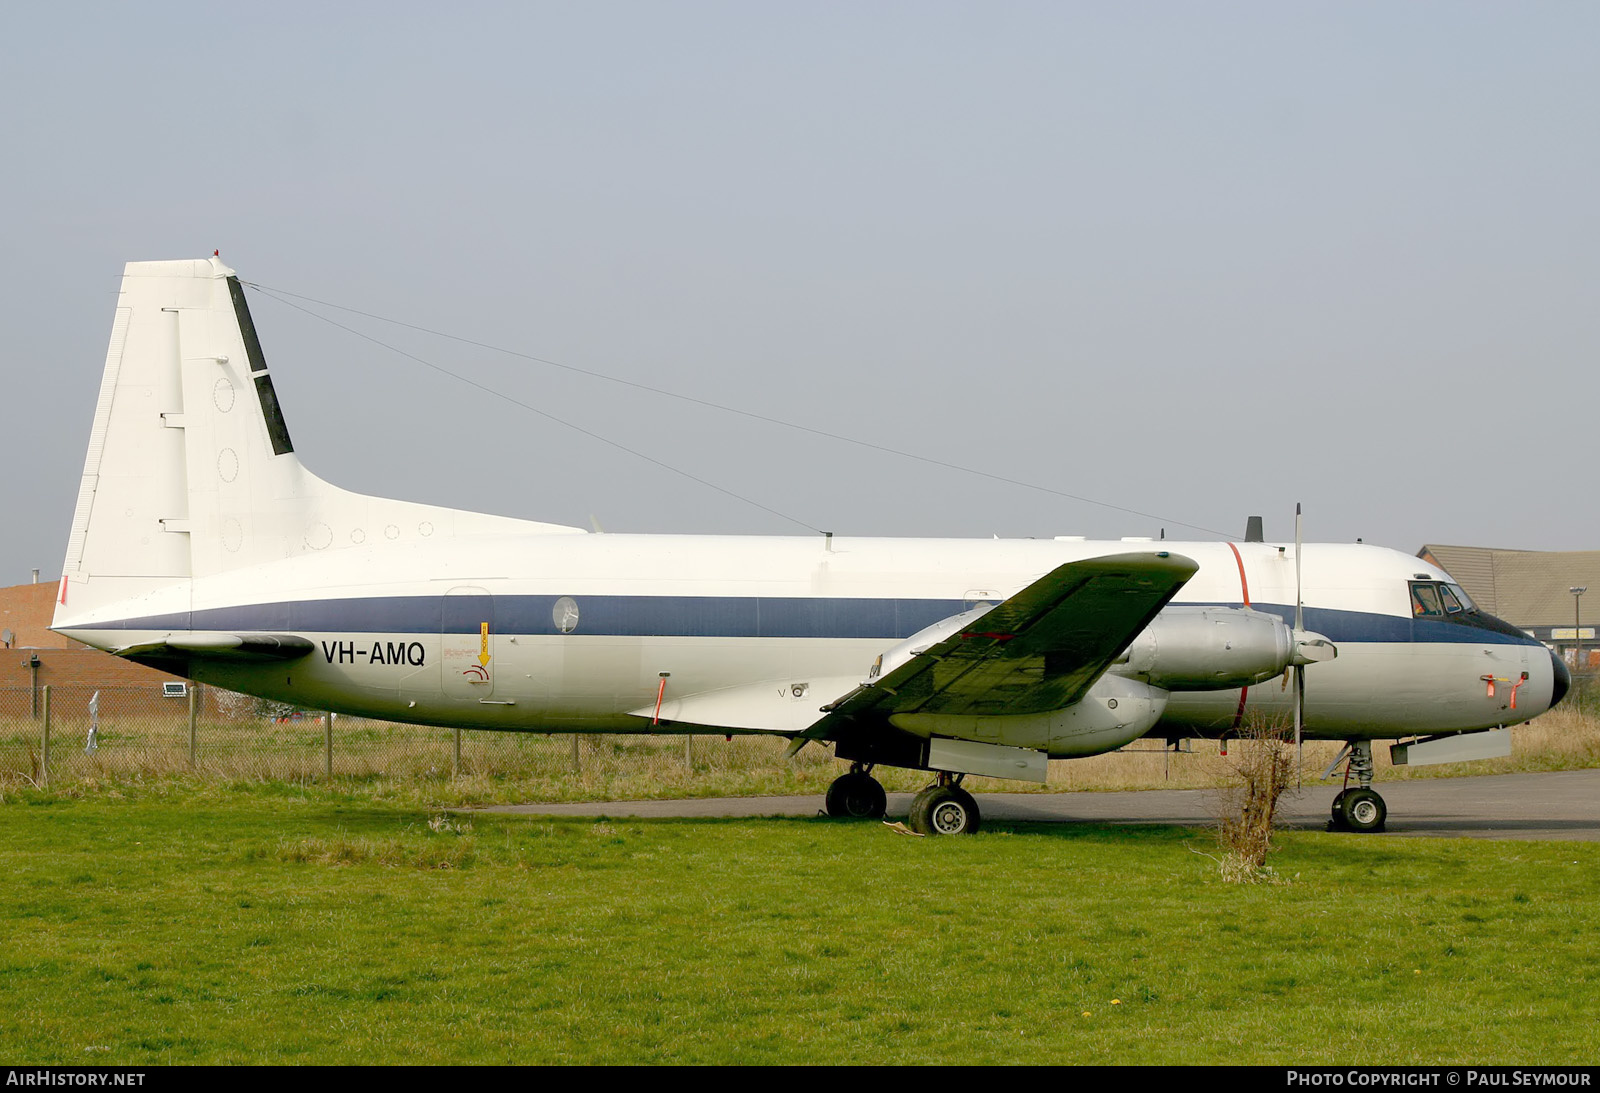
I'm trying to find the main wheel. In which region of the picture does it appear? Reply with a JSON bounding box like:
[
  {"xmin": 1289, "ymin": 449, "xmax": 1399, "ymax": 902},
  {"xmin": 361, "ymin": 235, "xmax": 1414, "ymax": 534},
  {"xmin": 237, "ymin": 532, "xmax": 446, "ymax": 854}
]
[
  {"xmin": 825, "ymin": 771, "xmax": 887, "ymax": 819},
  {"xmin": 907, "ymin": 786, "xmax": 938, "ymax": 832},
  {"xmin": 908, "ymin": 785, "xmax": 980, "ymax": 836},
  {"xmin": 1337, "ymin": 787, "xmax": 1387, "ymax": 833},
  {"xmin": 1329, "ymin": 788, "xmax": 1349, "ymax": 827}
]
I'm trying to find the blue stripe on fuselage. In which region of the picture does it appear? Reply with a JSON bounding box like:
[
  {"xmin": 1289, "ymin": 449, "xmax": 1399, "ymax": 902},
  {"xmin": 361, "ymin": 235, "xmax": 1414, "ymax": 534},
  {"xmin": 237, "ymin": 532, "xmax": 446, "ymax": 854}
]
[
  {"xmin": 91, "ymin": 595, "xmax": 958, "ymax": 640},
  {"xmin": 85, "ymin": 596, "xmax": 1544, "ymax": 647},
  {"xmin": 1227, "ymin": 602, "xmax": 1543, "ymax": 647}
]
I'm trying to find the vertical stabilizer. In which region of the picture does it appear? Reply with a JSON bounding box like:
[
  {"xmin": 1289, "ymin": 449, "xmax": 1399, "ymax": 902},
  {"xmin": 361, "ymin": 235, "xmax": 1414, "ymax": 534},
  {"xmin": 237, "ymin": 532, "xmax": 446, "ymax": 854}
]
[
  {"xmin": 58, "ymin": 259, "xmax": 225, "ymax": 625},
  {"xmin": 57, "ymin": 258, "xmax": 581, "ymax": 630}
]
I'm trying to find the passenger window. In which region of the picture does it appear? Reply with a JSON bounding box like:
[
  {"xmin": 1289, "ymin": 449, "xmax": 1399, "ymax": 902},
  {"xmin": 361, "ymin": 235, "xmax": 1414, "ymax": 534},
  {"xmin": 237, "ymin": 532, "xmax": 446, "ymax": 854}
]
[{"xmin": 1410, "ymin": 582, "xmax": 1444, "ymax": 617}]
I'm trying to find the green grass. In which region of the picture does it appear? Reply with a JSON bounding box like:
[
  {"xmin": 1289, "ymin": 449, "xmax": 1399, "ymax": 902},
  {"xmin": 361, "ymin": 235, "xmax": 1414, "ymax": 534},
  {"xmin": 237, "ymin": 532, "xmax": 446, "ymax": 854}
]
[{"xmin": 2, "ymin": 781, "xmax": 1597, "ymax": 1064}]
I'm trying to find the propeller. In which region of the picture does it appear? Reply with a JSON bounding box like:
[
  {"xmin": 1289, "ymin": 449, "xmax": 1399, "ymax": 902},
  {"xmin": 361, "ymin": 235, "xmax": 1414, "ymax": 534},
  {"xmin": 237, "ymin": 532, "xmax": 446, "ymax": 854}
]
[{"xmin": 1289, "ymin": 503, "xmax": 1337, "ymax": 783}]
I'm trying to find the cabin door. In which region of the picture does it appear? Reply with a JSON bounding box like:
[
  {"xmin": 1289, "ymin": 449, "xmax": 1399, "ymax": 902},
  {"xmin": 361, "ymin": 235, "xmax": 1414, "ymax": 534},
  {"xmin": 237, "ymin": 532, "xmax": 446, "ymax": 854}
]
[{"xmin": 442, "ymin": 586, "xmax": 496, "ymax": 699}]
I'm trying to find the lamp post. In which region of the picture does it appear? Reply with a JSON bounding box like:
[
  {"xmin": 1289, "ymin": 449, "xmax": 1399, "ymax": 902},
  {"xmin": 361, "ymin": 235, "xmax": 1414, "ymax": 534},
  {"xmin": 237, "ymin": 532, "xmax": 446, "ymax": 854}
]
[{"xmin": 1572, "ymin": 587, "xmax": 1587, "ymax": 677}]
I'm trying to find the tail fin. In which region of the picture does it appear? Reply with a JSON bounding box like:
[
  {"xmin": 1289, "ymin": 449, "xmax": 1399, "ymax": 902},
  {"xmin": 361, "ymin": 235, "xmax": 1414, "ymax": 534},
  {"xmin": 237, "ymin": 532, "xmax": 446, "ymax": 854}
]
[{"xmin": 57, "ymin": 257, "xmax": 579, "ymax": 627}]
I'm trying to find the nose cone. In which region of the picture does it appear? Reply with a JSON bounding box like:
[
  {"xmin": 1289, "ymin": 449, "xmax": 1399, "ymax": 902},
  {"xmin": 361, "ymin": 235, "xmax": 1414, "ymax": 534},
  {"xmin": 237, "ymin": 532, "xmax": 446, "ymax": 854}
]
[{"xmin": 1549, "ymin": 650, "xmax": 1572, "ymax": 709}]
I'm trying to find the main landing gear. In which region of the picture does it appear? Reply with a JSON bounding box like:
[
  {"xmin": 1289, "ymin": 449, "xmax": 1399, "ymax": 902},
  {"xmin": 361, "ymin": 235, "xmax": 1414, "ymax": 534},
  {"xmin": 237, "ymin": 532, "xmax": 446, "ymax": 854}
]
[
  {"xmin": 908, "ymin": 773, "xmax": 980, "ymax": 836},
  {"xmin": 824, "ymin": 764, "xmax": 887, "ymax": 819},
  {"xmin": 823, "ymin": 766, "xmax": 981, "ymax": 835},
  {"xmin": 1327, "ymin": 739, "xmax": 1388, "ymax": 833}
]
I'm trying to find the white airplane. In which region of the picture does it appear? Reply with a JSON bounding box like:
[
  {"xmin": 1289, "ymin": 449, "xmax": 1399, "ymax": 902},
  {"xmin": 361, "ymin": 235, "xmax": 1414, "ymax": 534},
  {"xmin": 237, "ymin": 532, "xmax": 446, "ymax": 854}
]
[{"xmin": 52, "ymin": 258, "xmax": 1570, "ymax": 834}]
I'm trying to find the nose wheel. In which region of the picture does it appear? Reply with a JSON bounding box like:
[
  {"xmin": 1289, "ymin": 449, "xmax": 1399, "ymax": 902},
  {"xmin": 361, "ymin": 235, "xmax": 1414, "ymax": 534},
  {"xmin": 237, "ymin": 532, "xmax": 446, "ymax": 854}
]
[
  {"xmin": 1331, "ymin": 787, "xmax": 1388, "ymax": 833},
  {"xmin": 1327, "ymin": 740, "xmax": 1387, "ymax": 833}
]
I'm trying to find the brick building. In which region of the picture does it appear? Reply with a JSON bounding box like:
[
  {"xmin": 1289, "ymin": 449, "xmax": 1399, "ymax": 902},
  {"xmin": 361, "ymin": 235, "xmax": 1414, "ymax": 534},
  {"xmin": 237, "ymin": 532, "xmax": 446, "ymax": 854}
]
[{"xmin": 1, "ymin": 579, "xmax": 190, "ymax": 715}]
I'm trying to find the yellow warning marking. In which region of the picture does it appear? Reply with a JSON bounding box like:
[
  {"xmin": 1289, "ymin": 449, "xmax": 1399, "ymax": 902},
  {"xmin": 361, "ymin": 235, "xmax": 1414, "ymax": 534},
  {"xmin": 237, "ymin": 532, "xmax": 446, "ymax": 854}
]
[{"xmin": 479, "ymin": 622, "xmax": 491, "ymax": 667}]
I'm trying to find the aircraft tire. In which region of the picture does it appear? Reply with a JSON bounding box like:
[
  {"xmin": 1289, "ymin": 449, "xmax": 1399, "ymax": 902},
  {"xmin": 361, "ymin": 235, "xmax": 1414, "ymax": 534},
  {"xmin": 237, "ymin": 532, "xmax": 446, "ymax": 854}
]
[
  {"xmin": 908, "ymin": 785, "xmax": 980, "ymax": 836},
  {"xmin": 1329, "ymin": 789, "xmax": 1350, "ymax": 829},
  {"xmin": 1337, "ymin": 788, "xmax": 1387, "ymax": 833},
  {"xmin": 906, "ymin": 787, "xmax": 938, "ymax": 833},
  {"xmin": 825, "ymin": 771, "xmax": 887, "ymax": 819}
]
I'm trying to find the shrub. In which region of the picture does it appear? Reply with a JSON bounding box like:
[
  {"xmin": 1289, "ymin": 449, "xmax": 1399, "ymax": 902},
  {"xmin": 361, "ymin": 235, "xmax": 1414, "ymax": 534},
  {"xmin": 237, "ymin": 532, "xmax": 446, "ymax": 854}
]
[{"xmin": 1214, "ymin": 717, "xmax": 1296, "ymax": 882}]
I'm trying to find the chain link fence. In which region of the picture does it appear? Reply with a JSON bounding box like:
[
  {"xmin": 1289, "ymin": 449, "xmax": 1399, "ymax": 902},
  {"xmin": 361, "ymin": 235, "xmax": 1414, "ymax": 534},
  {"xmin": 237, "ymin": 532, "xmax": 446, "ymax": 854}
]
[
  {"xmin": 0, "ymin": 684, "xmax": 598, "ymax": 784},
  {"xmin": 6, "ymin": 678, "xmax": 1593, "ymax": 790}
]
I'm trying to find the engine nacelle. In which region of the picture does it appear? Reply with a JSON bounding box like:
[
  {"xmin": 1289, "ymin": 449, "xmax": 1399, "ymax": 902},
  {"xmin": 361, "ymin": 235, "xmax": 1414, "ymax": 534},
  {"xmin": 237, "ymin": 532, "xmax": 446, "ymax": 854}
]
[
  {"xmin": 868, "ymin": 603, "xmax": 991, "ymax": 682},
  {"xmin": 1115, "ymin": 606, "xmax": 1292, "ymax": 690},
  {"xmin": 889, "ymin": 673, "xmax": 1170, "ymax": 761}
]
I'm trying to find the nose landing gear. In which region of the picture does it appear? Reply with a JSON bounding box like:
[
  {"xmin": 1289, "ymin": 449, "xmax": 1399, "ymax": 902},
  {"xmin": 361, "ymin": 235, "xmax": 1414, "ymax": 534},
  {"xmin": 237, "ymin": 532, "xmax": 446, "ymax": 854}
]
[{"xmin": 1326, "ymin": 739, "xmax": 1387, "ymax": 833}]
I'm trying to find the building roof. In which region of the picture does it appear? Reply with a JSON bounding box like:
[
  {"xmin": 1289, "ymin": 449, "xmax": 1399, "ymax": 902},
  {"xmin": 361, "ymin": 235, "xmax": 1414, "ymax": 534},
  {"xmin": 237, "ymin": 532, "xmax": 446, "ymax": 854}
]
[{"xmin": 1418, "ymin": 545, "xmax": 1600, "ymax": 628}]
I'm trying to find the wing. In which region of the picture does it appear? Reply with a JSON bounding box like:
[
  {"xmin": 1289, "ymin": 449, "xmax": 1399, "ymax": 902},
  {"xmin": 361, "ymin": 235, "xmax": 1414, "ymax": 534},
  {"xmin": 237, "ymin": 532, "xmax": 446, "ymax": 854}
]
[{"xmin": 818, "ymin": 551, "xmax": 1198, "ymax": 723}]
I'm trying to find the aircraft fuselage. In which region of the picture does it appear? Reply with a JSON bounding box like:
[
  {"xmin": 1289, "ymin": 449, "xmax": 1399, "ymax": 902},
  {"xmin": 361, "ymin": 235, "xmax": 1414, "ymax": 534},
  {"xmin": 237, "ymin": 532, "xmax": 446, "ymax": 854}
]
[{"xmin": 57, "ymin": 532, "xmax": 1561, "ymax": 748}]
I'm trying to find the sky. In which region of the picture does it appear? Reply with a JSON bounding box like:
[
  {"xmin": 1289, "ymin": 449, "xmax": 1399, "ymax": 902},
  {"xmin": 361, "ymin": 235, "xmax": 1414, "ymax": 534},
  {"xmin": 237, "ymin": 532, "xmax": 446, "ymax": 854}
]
[{"xmin": 2, "ymin": 2, "xmax": 1596, "ymax": 585}]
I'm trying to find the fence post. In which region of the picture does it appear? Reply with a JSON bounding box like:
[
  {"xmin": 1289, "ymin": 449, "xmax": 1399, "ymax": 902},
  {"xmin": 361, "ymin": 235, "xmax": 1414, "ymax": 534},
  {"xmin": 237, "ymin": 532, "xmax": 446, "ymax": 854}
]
[
  {"xmin": 40, "ymin": 684, "xmax": 50, "ymax": 789},
  {"xmin": 453, "ymin": 728, "xmax": 462, "ymax": 778},
  {"xmin": 684, "ymin": 734, "xmax": 694, "ymax": 769},
  {"xmin": 324, "ymin": 713, "xmax": 333, "ymax": 778},
  {"xmin": 188, "ymin": 683, "xmax": 199, "ymax": 768},
  {"xmin": 570, "ymin": 733, "xmax": 580, "ymax": 774}
]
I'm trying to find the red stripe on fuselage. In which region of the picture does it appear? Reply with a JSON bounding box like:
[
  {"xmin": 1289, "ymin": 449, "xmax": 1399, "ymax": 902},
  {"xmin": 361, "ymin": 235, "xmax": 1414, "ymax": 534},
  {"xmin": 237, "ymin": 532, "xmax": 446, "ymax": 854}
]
[
  {"xmin": 1227, "ymin": 542, "xmax": 1251, "ymax": 729},
  {"xmin": 1226, "ymin": 542, "xmax": 1251, "ymax": 607}
]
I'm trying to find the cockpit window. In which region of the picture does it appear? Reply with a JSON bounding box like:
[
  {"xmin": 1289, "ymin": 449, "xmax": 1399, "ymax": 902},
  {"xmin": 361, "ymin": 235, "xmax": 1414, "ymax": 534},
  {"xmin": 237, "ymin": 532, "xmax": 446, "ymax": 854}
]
[
  {"xmin": 1411, "ymin": 580, "xmax": 1478, "ymax": 617},
  {"xmin": 1411, "ymin": 582, "xmax": 1444, "ymax": 617}
]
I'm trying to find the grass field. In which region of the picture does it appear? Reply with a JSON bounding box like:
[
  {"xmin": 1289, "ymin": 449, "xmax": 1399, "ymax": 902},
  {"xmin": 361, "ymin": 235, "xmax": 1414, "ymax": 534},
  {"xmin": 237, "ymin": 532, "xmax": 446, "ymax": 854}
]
[
  {"xmin": 2, "ymin": 779, "xmax": 1598, "ymax": 1065},
  {"xmin": 3, "ymin": 702, "xmax": 1597, "ymax": 1064}
]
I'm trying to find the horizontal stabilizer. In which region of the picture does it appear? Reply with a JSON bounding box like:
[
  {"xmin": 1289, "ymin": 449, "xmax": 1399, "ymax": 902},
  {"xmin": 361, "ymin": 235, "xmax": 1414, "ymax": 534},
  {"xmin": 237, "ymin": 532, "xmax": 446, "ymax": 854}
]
[{"xmin": 114, "ymin": 632, "xmax": 315, "ymax": 661}]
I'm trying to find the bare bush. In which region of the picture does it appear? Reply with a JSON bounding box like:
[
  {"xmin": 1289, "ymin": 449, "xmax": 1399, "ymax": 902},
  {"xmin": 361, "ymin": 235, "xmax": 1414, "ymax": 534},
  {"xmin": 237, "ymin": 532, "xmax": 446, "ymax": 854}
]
[{"xmin": 1214, "ymin": 717, "xmax": 1296, "ymax": 882}]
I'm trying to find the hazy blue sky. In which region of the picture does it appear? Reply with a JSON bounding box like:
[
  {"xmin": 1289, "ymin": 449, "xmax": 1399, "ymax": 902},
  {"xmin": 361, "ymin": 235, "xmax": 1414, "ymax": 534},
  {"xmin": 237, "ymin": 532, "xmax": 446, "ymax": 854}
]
[{"xmin": 2, "ymin": 2, "xmax": 1596, "ymax": 584}]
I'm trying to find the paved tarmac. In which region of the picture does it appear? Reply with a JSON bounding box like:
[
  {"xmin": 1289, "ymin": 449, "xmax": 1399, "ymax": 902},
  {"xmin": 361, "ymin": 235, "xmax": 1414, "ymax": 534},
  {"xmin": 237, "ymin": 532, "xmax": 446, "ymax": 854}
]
[{"xmin": 477, "ymin": 769, "xmax": 1600, "ymax": 841}]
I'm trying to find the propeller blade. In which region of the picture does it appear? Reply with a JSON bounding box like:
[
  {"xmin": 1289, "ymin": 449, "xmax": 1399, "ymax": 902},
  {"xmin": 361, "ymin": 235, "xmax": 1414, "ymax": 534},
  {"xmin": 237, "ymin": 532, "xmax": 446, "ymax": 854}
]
[
  {"xmin": 1294, "ymin": 504, "xmax": 1305, "ymax": 786},
  {"xmin": 1294, "ymin": 663, "xmax": 1304, "ymax": 787},
  {"xmin": 1294, "ymin": 502, "xmax": 1304, "ymax": 634}
]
